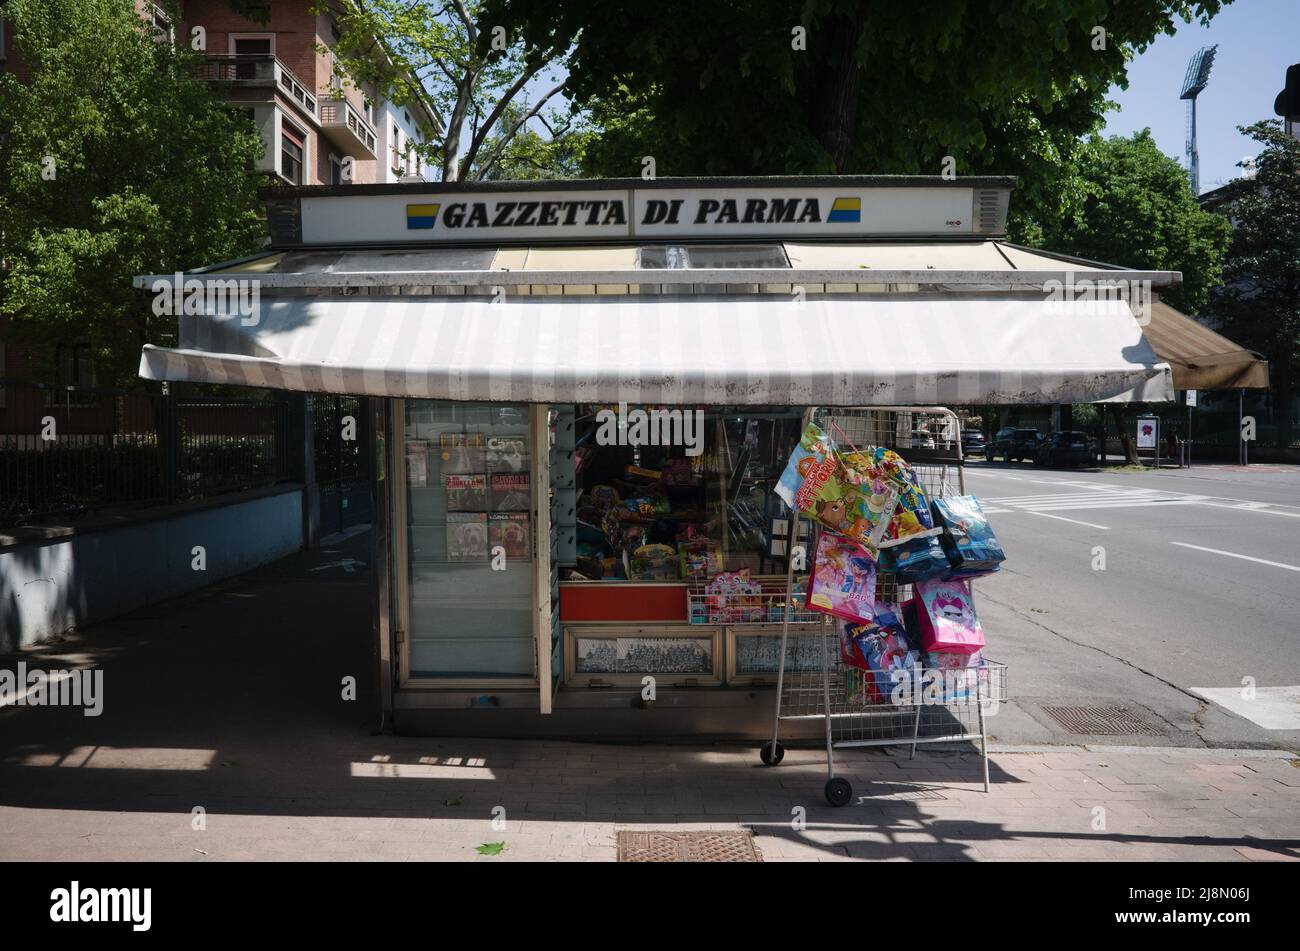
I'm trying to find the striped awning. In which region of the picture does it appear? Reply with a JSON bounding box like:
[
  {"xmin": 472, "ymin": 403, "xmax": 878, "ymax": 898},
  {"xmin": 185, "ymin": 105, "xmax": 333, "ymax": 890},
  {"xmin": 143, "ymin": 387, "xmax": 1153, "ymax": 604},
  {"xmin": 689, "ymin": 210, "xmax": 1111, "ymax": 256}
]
[{"xmin": 138, "ymin": 295, "xmax": 1172, "ymax": 405}]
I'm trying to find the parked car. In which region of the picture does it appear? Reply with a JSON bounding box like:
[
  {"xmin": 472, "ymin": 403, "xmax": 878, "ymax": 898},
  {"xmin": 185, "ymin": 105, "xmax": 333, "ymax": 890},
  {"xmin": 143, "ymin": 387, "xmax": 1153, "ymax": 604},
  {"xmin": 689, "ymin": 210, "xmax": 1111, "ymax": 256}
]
[
  {"xmin": 910, "ymin": 429, "xmax": 936, "ymax": 449},
  {"xmin": 961, "ymin": 430, "xmax": 987, "ymax": 456},
  {"xmin": 1034, "ymin": 431, "xmax": 1094, "ymax": 468},
  {"xmin": 988, "ymin": 427, "xmax": 1043, "ymax": 463}
]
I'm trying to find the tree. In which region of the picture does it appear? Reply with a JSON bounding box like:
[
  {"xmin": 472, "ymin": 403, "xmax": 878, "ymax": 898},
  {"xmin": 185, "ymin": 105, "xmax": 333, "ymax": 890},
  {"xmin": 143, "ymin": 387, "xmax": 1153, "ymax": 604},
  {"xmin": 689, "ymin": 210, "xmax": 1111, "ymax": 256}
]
[
  {"xmin": 0, "ymin": 0, "xmax": 265, "ymax": 388},
  {"xmin": 317, "ymin": 0, "xmax": 576, "ymax": 181},
  {"xmin": 480, "ymin": 0, "xmax": 1231, "ymax": 229},
  {"xmin": 1210, "ymin": 120, "xmax": 1300, "ymax": 444},
  {"xmin": 1034, "ymin": 131, "xmax": 1231, "ymax": 313}
]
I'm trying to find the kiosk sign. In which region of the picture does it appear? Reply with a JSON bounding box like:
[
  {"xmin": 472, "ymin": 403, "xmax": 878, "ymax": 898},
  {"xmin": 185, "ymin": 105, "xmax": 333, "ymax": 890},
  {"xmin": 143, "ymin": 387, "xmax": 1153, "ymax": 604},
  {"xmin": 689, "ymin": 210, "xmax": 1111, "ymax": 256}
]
[{"xmin": 296, "ymin": 182, "xmax": 1002, "ymax": 245}]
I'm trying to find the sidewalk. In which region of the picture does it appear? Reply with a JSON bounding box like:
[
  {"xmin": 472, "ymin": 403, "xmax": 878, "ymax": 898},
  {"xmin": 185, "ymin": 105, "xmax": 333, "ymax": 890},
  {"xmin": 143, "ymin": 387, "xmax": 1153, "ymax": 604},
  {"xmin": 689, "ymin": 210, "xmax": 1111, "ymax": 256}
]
[{"xmin": 1, "ymin": 532, "xmax": 1297, "ymax": 862}]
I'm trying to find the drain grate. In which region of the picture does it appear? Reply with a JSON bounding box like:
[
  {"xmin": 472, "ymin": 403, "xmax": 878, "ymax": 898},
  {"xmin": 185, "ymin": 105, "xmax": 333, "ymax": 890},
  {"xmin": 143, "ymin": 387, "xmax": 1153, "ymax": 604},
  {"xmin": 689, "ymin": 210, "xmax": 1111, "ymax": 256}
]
[
  {"xmin": 1041, "ymin": 704, "xmax": 1163, "ymax": 736},
  {"xmin": 617, "ymin": 831, "xmax": 762, "ymax": 862}
]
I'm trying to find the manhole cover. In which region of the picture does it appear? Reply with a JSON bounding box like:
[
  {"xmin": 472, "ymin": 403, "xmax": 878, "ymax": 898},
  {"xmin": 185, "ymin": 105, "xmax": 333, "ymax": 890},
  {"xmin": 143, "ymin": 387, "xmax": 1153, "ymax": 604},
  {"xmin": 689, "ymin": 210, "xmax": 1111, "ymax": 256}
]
[
  {"xmin": 1041, "ymin": 704, "xmax": 1163, "ymax": 736},
  {"xmin": 617, "ymin": 831, "xmax": 762, "ymax": 862}
]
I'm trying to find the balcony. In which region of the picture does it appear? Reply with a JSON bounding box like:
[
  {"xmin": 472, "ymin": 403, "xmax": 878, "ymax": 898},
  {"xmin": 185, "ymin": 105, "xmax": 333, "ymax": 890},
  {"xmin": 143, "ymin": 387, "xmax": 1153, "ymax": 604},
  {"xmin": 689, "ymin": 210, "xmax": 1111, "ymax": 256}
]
[
  {"xmin": 318, "ymin": 95, "xmax": 378, "ymax": 159},
  {"xmin": 196, "ymin": 54, "xmax": 318, "ymax": 124}
]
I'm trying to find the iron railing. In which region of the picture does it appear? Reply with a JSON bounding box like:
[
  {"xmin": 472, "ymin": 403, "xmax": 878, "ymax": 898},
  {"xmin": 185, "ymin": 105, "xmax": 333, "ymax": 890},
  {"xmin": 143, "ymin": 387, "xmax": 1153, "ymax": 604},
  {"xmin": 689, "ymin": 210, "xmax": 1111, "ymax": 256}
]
[{"xmin": 0, "ymin": 380, "xmax": 289, "ymax": 528}]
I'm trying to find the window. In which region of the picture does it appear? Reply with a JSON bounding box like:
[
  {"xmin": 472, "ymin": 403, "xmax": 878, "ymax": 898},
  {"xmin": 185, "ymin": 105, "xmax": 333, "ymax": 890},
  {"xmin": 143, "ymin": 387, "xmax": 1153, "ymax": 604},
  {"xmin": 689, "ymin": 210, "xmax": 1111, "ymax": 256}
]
[
  {"xmin": 280, "ymin": 121, "xmax": 304, "ymax": 184},
  {"xmin": 231, "ymin": 35, "xmax": 272, "ymax": 79},
  {"xmin": 391, "ymin": 123, "xmax": 401, "ymax": 169},
  {"xmin": 400, "ymin": 400, "xmax": 537, "ymax": 680},
  {"xmin": 47, "ymin": 345, "xmax": 99, "ymax": 405},
  {"xmin": 329, "ymin": 52, "xmax": 342, "ymax": 92}
]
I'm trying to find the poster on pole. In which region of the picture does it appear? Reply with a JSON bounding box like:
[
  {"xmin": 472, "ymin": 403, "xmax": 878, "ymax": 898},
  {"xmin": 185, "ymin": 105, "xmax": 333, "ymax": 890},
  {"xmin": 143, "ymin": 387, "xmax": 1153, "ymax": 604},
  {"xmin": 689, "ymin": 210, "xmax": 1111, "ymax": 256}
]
[
  {"xmin": 1186, "ymin": 389, "xmax": 1198, "ymax": 407},
  {"xmin": 1136, "ymin": 416, "xmax": 1159, "ymax": 450}
]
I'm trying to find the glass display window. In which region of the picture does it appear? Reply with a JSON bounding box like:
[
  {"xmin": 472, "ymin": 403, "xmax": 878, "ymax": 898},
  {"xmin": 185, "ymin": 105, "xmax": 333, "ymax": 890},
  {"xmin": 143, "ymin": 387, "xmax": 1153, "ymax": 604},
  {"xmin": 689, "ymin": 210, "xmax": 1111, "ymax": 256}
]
[
  {"xmin": 398, "ymin": 400, "xmax": 537, "ymax": 681},
  {"xmin": 564, "ymin": 405, "xmax": 805, "ymax": 586}
]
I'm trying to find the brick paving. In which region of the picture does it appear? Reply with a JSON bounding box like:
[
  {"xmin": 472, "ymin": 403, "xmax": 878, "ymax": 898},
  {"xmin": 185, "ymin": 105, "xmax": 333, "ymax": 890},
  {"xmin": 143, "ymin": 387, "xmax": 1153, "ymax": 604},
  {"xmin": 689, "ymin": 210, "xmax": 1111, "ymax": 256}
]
[{"xmin": 1, "ymin": 533, "xmax": 1297, "ymax": 862}]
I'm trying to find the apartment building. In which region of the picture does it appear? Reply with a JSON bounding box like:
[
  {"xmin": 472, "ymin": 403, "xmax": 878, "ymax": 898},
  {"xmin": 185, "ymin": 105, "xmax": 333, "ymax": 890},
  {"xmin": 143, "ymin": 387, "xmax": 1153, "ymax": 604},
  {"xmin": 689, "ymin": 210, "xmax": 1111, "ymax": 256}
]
[{"xmin": 181, "ymin": 0, "xmax": 438, "ymax": 185}]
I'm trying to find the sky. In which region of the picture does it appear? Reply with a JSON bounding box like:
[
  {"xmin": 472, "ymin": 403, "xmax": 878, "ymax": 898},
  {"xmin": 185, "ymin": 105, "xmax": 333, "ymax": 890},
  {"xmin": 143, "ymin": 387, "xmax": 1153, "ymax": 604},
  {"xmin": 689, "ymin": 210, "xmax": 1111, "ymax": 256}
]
[{"xmin": 1100, "ymin": 0, "xmax": 1299, "ymax": 193}]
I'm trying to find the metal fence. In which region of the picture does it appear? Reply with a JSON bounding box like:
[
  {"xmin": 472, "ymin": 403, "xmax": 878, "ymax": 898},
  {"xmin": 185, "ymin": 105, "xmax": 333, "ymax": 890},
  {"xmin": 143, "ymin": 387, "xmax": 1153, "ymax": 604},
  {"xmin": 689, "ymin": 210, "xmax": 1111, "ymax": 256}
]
[{"xmin": 1, "ymin": 380, "xmax": 289, "ymax": 528}]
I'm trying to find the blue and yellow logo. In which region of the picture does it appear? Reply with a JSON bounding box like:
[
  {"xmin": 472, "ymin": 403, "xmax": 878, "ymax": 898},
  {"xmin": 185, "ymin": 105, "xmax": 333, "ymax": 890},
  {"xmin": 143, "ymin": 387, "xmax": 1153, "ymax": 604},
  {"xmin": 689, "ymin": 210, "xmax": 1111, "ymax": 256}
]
[
  {"xmin": 827, "ymin": 196, "xmax": 861, "ymax": 223},
  {"xmin": 406, "ymin": 203, "xmax": 440, "ymax": 230}
]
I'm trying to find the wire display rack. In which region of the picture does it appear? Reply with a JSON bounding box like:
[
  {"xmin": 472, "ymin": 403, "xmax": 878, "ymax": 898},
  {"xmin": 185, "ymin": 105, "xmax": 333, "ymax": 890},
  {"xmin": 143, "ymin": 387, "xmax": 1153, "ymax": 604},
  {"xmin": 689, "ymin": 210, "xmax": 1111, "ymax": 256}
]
[
  {"xmin": 687, "ymin": 580, "xmax": 818, "ymax": 625},
  {"xmin": 758, "ymin": 407, "xmax": 1010, "ymax": 805}
]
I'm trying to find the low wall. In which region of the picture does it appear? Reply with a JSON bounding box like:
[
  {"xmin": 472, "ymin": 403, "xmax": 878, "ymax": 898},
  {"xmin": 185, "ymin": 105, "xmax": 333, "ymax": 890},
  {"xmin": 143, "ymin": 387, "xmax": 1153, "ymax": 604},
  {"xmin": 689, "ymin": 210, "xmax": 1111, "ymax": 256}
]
[{"xmin": 1, "ymin": 486, "xmax": 303, "ymax": 651}]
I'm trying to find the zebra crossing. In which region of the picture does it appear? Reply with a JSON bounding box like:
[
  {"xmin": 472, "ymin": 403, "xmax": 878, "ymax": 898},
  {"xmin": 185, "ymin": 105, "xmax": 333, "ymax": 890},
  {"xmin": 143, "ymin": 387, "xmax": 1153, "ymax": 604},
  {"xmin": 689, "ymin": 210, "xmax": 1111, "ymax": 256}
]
[{"xmin": 971, "ymin": 480, "xmax": 1205, "ymax": 517}]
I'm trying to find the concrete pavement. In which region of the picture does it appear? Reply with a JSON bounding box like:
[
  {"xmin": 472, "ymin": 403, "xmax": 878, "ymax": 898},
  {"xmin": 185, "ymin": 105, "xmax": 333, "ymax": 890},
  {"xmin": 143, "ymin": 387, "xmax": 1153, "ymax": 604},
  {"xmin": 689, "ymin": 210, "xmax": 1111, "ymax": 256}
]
[{"xmin": 1, "ymin": 524, "xmax": 1297, "ymax": 862}]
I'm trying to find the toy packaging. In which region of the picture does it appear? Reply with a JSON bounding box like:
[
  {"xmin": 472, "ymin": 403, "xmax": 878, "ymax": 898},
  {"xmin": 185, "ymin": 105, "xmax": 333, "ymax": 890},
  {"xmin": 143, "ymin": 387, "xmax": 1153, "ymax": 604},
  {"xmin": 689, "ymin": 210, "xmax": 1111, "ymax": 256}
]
[
  {"xmin": 845, "ymin": 616, "xmax": 920, "ymax": 704},
  {"xmin": 702, "ymin": 569, "xmax": 764, "ymax": 624},
  {"xmin": 926, "ymin": 650, "xmax": 989, "ymax": 701},
  {"xmin": 879, "ymin": 534, "xmax": 952, "ymax": 583},
  {"xmin": 843, "ymin": 447, "xmax": 941, "ymax": 549},
  {"xmin": 775, "ymin": 425, "xmax": 895, "ymax": 549},
  {"xmin": 629, "ymin": 543, "xmax": 680, "ymax": 581},
  {"xmin": 908, "ymin": 578, "xmax": 985, "ymax": 654},
  {"xmin": 806, "ymin": 531, "xmax": 878, "ymax": 623},
  {"xmin": 931, "ymin": 495, "xmax": 1006, "ymax": 574}
]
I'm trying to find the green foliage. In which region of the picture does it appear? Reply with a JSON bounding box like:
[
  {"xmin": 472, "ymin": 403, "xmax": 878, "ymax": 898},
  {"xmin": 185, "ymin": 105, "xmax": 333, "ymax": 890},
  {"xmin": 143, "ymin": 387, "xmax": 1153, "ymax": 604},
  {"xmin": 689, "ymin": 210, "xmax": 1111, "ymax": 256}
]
[
  {"xmin": 1033, "ymin": 130, "xmax": 1231, "ymax": 312},
  {"xmin": 1210, "ymin": 120, "xmax": 1300, "ymax": 437},
  {"xmin": 0, "ymin": 0, "xmax": 266, "ymax": 387},
  {"xmin": 318, "ymin": 0, "xmax": 575, "ymax": 180},
  {"xmin": 480, "ymin": 0, "xmax": 1230, "ymax": 227}
]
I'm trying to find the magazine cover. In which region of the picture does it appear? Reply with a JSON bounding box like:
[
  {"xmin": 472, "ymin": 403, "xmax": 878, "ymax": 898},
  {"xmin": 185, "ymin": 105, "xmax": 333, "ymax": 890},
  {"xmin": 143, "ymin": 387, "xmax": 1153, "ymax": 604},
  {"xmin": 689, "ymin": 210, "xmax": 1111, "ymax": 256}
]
[
  {"xmin": 446, "ymin": 512, "xmax": 489, "ymax": 562},
  {"xmin": 438, "ymin": 432, "xmax": 485, "ymax": 475},
  {"xmin": 485, "ymin": 434, "xmax": 529, "ymax": 473},
  {"xmin": 490, "ymin": 471, "xmax": 530, "ymax": 511},
  {"xmin": 405, "ymin": 441, "xmax": 428, "ymax": 487},
  {"xmin": 489, "ymin": 512, "xmax": 531, "ymax": 561},
  {"xmin": 444, "ymin": 473, "xmax": 487, "ymax": 511}
]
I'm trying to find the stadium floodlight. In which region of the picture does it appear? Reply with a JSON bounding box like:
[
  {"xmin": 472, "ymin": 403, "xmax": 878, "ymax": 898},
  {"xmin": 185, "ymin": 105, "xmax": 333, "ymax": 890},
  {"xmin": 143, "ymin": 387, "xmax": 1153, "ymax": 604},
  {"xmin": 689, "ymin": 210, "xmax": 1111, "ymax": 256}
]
[
  {"xmin": 1180, "ymin": 45, "xmax": 1218, "ymax": 194},
  {"xmin": 1180, "ymin": 45, "xmax": 1218, "ymax": 100}
]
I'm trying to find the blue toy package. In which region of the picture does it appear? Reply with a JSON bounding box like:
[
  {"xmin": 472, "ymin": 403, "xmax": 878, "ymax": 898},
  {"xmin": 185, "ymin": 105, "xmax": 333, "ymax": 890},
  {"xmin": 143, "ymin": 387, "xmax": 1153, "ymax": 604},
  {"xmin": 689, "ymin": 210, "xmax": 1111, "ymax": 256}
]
[
  {"xmin": 879, "ymin": 534, "xmax": 951, "ymax": 583},
  {"xmin": 931, "ymin": 495, "xmax": 1005, "ymax": 573},
  {"xmin": 846, "ymin": 614, "xmax": 920, "ymax": 704}
]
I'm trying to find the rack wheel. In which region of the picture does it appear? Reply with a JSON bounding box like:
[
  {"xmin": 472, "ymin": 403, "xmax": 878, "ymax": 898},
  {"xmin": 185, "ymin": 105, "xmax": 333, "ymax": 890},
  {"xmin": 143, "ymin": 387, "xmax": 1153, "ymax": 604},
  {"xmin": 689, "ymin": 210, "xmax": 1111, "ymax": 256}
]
[
  {"xmin": 759, "ymin": 741, "xmax": 785, "ymax": 766},
  {"xmin": 824, "ymin": 777, "xmax": 853, "ymax": 807}
]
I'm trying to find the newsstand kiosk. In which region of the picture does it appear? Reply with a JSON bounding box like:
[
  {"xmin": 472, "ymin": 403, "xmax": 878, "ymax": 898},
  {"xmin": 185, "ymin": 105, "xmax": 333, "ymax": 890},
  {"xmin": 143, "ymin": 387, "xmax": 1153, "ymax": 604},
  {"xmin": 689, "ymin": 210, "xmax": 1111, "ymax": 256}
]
[{"xmin": 137, "ymin": 176, "xmax": 1175, "ymax": 763}]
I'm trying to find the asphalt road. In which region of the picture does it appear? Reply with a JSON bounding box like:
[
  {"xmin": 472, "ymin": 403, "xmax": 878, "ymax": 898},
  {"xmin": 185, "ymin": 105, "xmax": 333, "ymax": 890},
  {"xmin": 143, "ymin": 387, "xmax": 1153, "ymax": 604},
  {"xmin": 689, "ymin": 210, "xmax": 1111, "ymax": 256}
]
[{"xmin": 959, "ymin": 458, "xmax": 1300, "ymax": 750}]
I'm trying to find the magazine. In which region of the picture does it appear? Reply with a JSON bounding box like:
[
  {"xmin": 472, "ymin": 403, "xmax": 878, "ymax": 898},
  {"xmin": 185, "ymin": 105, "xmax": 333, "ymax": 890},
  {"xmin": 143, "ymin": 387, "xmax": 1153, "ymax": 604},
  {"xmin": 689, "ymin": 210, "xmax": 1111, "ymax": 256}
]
[
  {"xmin": 485, "ymin": 434, "xmax": 528, "ymax": 473},
  {"xmin": 438, "ymin": 432, "xmax": 484, "ymax": 475},
  {"xmin": 490, "ymin": 471, "xmax": 530, "ymax": 511},
  {"xmin": 405, "ymin": 441, "xmax": 428, "ymax": 487},
  {"xmin": 444, "ymin": 473, "xmax": 487, "ymax": 511},
  {"xmin": 489, "ymin": 512, "xmax": 531, "ymax": 561},
  {"xmin": 446, "ymin": 512, "xmax": 489, "ymax": 562}
]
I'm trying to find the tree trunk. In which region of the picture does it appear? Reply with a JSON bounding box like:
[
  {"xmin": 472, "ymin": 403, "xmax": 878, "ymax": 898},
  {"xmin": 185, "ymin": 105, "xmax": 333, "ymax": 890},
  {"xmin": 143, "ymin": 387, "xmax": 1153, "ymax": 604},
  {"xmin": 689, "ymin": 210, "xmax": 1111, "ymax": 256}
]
[{"xmin": 811, "ymin": 8, "xmax": 867, "ymax": 172}]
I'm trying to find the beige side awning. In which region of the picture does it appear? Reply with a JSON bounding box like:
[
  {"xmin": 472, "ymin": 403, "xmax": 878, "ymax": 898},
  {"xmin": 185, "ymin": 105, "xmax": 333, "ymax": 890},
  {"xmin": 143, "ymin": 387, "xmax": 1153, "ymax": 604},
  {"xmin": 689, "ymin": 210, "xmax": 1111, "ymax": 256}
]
[{"xmin": 1142, "ymin": 301, "xmax": 1269, "ymax": 390}]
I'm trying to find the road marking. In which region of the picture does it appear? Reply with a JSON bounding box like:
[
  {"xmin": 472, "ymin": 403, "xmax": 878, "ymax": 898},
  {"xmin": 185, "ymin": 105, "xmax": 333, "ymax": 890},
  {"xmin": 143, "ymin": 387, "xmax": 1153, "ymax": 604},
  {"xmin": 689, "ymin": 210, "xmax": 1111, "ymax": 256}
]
[
  {"xmin": 1026, "ymin": 511, "xmax": 1110, "ymax": 530},
  {"xmin": 1170, "ymin": 542, "xmax": 1300, "ymax": 574},
  {"xmin": 1189, "ymin": 686, "xmax": 1300, "ymax": 730}
]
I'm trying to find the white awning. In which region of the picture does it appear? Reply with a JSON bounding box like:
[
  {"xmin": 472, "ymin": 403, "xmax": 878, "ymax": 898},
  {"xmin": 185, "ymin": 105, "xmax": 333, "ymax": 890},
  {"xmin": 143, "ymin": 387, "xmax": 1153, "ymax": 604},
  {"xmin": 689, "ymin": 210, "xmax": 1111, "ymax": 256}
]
[{"xmin": 138, "ymin": 295, "xmax": 1172, "ymax": 405}]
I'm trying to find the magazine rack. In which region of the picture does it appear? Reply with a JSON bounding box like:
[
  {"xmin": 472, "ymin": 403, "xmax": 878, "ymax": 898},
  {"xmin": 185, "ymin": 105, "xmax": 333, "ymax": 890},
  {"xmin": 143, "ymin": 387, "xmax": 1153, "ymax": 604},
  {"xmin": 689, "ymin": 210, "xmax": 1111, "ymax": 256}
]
[{"xmin": 757, "ymin": 407, "xmax": 1009, "ymax": 805}]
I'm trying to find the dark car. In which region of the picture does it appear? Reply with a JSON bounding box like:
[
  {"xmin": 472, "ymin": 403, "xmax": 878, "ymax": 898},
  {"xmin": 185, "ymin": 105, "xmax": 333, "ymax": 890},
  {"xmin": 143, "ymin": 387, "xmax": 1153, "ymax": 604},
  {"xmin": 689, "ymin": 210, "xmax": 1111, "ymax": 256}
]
[
  {"xmin": 988, "ymin": 427, "xmax": 1043, "ymax": 463},
  {"xmin": 1034, "ymin": 431, "xmax": 1093, "ymax": 468},
  {"xmin": 961, "ymin": 430, "xmax": 987, "ymax": 456}
]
